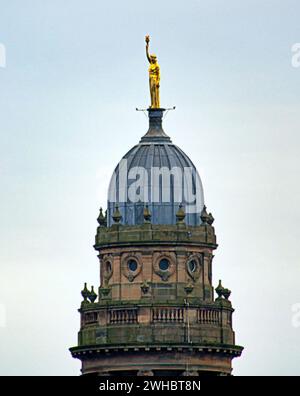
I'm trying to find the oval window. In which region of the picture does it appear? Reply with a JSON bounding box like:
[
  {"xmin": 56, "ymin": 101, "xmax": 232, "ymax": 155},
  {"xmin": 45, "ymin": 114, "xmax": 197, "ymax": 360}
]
[
  {"xmin": 106, "ymin": 261, "xmax": 112, "ymax": 273},
  {"xmin": 159, "ymin": 258, "xmax": 170, "ymax": 271},
  {"xmin": 128, "ymin": 259, "xmax": 138, "ymax": 272},
  {"xmin": 188, "ymin": 260, "xmax": 197, "ymax": 273}
]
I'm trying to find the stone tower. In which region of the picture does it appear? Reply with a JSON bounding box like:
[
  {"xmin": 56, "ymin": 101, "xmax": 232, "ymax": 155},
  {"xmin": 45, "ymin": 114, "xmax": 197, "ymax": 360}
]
[{"xmin": 70, "ymin": 108, "xmax": 243, "ymax": 376}]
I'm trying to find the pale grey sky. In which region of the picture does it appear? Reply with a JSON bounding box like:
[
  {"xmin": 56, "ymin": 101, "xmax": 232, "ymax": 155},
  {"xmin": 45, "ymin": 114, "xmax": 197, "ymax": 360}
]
[{"xmin": 0, "ymin": 0, "xmax": 300, "ymax": 375}]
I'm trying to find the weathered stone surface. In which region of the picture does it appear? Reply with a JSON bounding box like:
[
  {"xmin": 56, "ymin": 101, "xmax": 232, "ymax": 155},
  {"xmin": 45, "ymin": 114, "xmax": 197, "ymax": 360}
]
[{"xmin": 70, "ymin": 220, "xmax": 243, "ymax": 375}]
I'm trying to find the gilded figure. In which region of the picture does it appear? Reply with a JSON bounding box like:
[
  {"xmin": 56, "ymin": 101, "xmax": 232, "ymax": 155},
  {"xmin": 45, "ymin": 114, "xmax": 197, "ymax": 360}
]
[{"xmin": 145, "ymin": 35, "xmax": 160, "ymax": 108}]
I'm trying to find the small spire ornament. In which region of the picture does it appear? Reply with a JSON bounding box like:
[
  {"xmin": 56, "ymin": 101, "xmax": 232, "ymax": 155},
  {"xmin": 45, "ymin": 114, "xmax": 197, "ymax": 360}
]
[
  {"xmin": 88, "ymin": 286, "xmax": 97, "ymax": 303},
  {"xmin": 215, "ymin": 280, "xmax": 231, "ymax": 301},
  {"xmin": 81, "ymin": 282, "xmax": 90, "ymax": 303},
  {"xmin": 200, "ymin": 205, "xmax": 210, "ymax": 225},
  {"xmin": 143, "ymin": 205, "xmax": 151, "ymax": 223},
  {"xmin": 112, "ymin": 204, "xmax": 122, "ymax": 223},
  {"xmin": 207, "ymin": 212, "xmax": 215, "ymax": 225},
  {"xmin": 215, "ymin": 280, "xmax": 224, "ymax": 300},
  {"xmin": 176, "ymin": 203, "xmax": 185, "ymax": 223},
  {"xmin": 223, "ymin": 288, "xmax": 231, "ymax": 300},
  {"xmin": 97, "ymin": 207, "xmax": 106, "ymax": 227}
]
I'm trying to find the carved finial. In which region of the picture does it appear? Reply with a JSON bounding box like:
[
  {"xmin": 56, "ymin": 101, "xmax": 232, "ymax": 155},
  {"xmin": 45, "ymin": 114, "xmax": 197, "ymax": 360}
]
[
  {"xmin": 207, "ymin": 212, "xmax": 214, "ymax": 225},
  {"xmin": 176, "ymin": 204, "xmax": 186, "ymax": 223},
  {"xmin": 215, "ymin": 280, "xmax": 231, "ymax": 301},
  {"xmin": 112, "ymin": 204, "xmax": 122, "ymax": 223},
  {"xmin": 97, "ymin": 207, "xmax": 106, "ymax": 226},
  {"xmin": 223, "ymin": 288, "xmax": 231, "ymax": 300},
  {"xmin": 81, "ymin": 282, "xmax": 90, "ymax": 303},
  {"xmin": 215, "ymin": 280, "xmax": 224, "ymax": 300},
  {"xmin": 200, "ymin": 205, "xmax": 210, "ymax": 225},
  {"xmin": 143, "ymin": 205, "xmax": 151, "ymax": 223},
  {"xmin": 88, "ymin": 286, "xmax": 97, "ymax": 303}
]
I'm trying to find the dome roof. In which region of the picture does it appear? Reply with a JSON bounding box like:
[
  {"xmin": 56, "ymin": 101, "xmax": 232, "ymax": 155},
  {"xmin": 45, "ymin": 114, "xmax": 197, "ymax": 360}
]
[{"xmin": 107, "ymin": 109, "xmax": 204, "ymax": 226}]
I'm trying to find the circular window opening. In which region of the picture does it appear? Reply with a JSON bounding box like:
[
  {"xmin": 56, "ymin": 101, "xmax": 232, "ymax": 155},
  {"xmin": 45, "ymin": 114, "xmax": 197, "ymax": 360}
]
[
  {"xmin": 159, "ymin": 258, "xmax": 170, "ymax": 271},
  {"xmin": 128, "ymin": 259, "xmax": 138, "ymax": 272},
  {"xmin": 188, "ymin": 260, "xmax": 197, "ymax": 273},
  {"xmin": 106, "ymin": 261, "xmax": 112, "ymax": 273}
]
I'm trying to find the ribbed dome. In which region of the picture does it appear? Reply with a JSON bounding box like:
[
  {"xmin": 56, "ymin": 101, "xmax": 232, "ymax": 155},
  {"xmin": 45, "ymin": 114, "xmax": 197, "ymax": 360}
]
[{"xmin": 107, "ymin": 109, "xmax": 204, "ymax": 226}]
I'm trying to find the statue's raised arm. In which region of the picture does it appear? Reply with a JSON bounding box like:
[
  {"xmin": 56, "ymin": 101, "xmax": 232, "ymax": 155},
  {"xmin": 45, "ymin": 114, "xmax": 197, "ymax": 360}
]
[
  {"xmin": 145, "ymin": 35, "xmax": 151, "ymax": 63},
  {"xmin": 145, "ymin": 35, "xmax": 160, "ymax": 108}
]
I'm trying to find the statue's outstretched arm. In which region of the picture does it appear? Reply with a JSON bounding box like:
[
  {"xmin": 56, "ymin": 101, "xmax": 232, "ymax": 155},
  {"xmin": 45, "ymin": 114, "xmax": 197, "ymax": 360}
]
[{"xmin": 145, "ymin": 35, "xmax": 151, "ymax": 63}]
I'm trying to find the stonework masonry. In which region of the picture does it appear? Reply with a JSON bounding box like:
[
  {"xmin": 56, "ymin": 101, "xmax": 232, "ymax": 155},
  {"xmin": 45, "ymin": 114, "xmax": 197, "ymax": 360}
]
[{"xmin": 70, "ymin": 219, "xmax": 243, "ymax": 375}]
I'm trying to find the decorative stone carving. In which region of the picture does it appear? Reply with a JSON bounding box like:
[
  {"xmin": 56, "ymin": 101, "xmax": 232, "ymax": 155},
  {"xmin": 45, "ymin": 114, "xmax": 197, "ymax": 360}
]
[
  {"xmin": 207, "ymin": 212, "xmax": 214, "ymax": 225},
  {"xmin": 153, "ymin": 252, "xmax": 176, "ymax": 281},
  {"xmin": 200, "ymin": 205, "xmax": 210, "ymax": 224},
  {"xmin": 184, "ymin": 282, "xmax": 194, "ymax": 294},
  {"xmin": 98, "ymin": 286, "xmax": 111, "ymax": 299},
  {"xmin": 176, "ymin": 204, "xmax": 185, "ymax": 223},
  {"xmin": 216, "ymin": 280, "xmax": 231, "ymax": 301},
  {"xmin": 112, "ymin": 204, "xmax": 122, "ymax": 223},
  {"xmin": 97, "ymin": 207, "xmax": 106, "ymax": 227},
  {"xmin": 140, "ymin": 280, "xmax": 151, "ymax": 295},
  {"xmin": 143, "ymin": 205, "xmax": 151, "ymax": 223},
  {"xmin": 81, "ymin": 283, "xmax": 90, "ymax": 306},
  {"xmin": 121, "ymin": 253, "xmax": 142, "ymax": 282},
  {"xmin": 102, "ymin": 255, "xmax": 113, "ymax": 285},
  {"xmin": 88, "ymin": 286, "xmax": 97, "ymax": 303},
  {"xmin": 186, "ymin": 254, "xmax": 202, "ymax": 282},
  {"xmin": 215, "ymin": 279, "xmax": 224, "ymax": 300},
  {"xmin": 223, "ymin": 288, "xmax": 231, "ymax": 300}
]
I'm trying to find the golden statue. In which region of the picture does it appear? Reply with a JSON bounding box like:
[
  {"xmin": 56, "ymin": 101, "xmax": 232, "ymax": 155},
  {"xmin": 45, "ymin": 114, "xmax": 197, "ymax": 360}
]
[{"xmin": 145, "ymin": 35, "xmax": 160, "ymax": 108}]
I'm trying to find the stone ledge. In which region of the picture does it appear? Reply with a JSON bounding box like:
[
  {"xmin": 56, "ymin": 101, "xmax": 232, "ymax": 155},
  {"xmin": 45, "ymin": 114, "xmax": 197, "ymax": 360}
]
[
  {"xmin": 95, "ymin": 223, "xmax": 217, "ymax": 248},
  {"xmin": 70, "ymin": 343, "xmax": 243, "ymax": 358},
  {"xmin": 79, "ymin": 299, "xmax": 233, "ymax": 312}
]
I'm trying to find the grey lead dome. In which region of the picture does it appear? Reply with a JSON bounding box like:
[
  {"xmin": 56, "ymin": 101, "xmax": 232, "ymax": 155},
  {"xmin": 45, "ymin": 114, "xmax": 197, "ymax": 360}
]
[{"xmin": 107, "ymin": 109, "xmax": 204, "ymax": 226}]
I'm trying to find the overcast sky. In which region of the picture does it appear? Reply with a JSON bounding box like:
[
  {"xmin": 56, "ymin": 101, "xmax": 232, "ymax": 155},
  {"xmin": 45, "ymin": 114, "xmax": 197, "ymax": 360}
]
[{"xmin": 0, "ymin": 0, "xmax": 300, "ymax": 375}]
